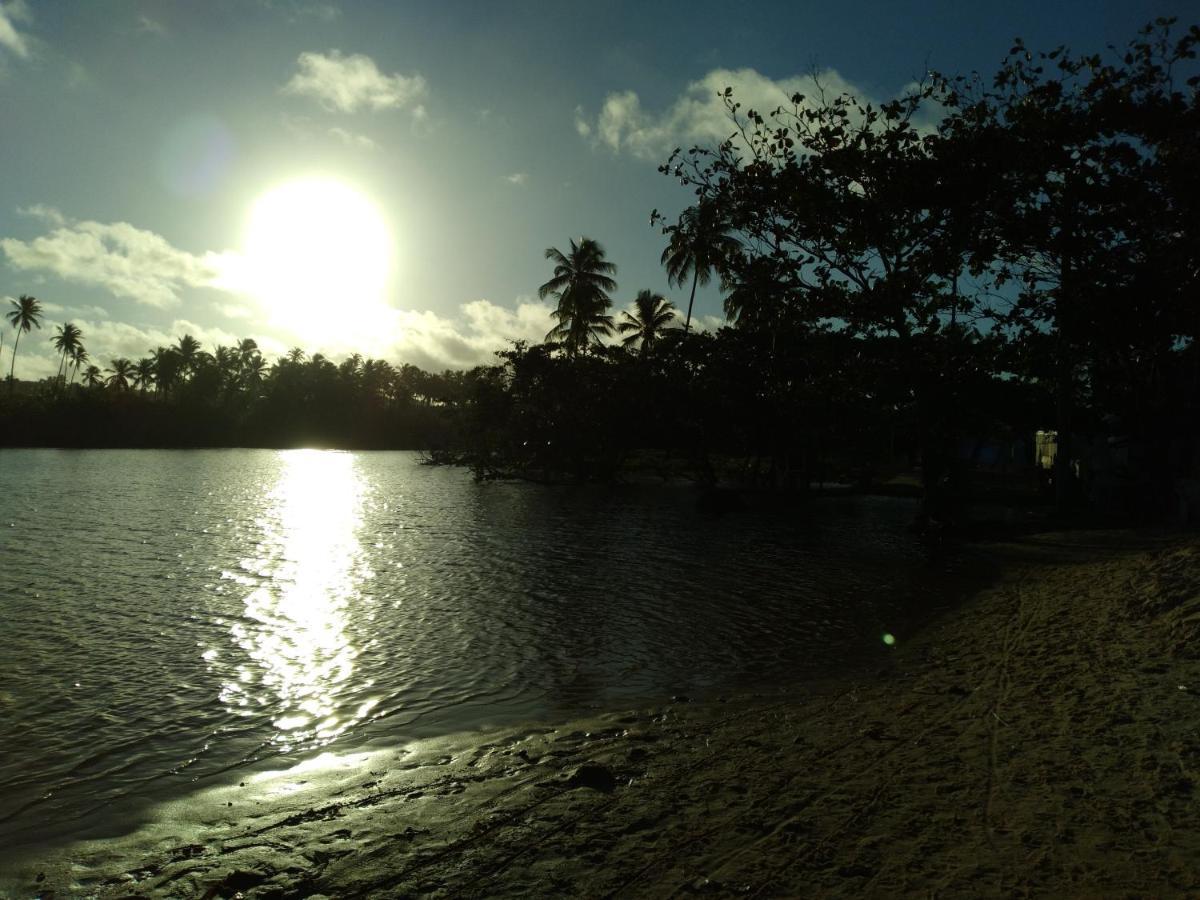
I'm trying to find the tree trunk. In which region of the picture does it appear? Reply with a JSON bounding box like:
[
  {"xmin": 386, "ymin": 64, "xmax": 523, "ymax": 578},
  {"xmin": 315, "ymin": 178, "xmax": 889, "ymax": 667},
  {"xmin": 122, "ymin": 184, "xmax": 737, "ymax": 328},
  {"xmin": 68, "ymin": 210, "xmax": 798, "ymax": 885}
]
[
  {"xmin": 8, "ymin": 329, "xmax": 21, "ymax": 393},
  {"xmin": 1054, "ymin": 195, "xmax": 1077, "ymax": 514},
  {"xmin": 683, "ymin": 269, "xmax": 699, "ymax": 333}
]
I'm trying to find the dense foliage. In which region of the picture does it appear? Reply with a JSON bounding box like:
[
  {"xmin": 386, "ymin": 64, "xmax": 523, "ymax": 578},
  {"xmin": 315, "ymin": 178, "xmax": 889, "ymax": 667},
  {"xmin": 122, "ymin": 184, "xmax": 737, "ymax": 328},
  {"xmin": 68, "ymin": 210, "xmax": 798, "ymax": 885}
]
[
  {"xmin": 0, "ymin": 338, "xmax": 459, "ymax": 449},
  {"xmin": 3, "ymin": 21, "xmax": 1197, "ymax": 522}
]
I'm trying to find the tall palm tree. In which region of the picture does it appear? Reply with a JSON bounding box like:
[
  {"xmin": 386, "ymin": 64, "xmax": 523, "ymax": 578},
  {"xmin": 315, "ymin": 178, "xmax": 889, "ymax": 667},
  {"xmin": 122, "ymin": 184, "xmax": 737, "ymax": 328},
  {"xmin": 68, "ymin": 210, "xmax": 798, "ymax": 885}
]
[
  {"xmin": 286, "ymin": 347, "xmax": 306, "ymax": 364},
  {"xmin": 82, "ymin": 365, "xmax": 103, "ymax": 388},
  {"xmin": 212, "ymin": 345, "xmax": 239, "ymax": 392},
  {"xmin": 106, "ymin": 358, "xmax": 135, "ymax": 391},
  {"xmin": 538, "ymin": 237, "xmax": 617, "ymax": 355},
  {"xmin": 133, "ymin": 357, "xmax": 156, "ymax": 393},
  {"xmin": 6, "ymin": 294, "xmax": 44, "ymax": 391},
  {"xmin": 151, "ymin": 346, "xmax": 183, "ymax": 395},
  {"xmin": 235, "ymin": 338, "xmax": 259, "ymax": 362},
  {"xmin": 51, "ymin": 323, "xmax": 83, "ymax": 385},
  {"xmin": 721, "ymin": 254, "xmax": 795, "ymax": 349},
  {"xmin": 175, "ymin": 334, "xmax": 201, "ymax": 377},
  {"xmin": 660, "ymin": 203, "xmax": 741, "ymax": 333},
  {"xmin": 618, "ymin": 290, "xmax": 677, "ymax": 353},
  {"xmin": 362, "ymin": 358, "xmax": 393, "ymax": 398},
  {"xmin": 242, "ymin": 353, "xmax": 268, "ymax": 390},
  {"xmin": 68, "ymin": 344, "xmax": 89, "ymax": 385}
]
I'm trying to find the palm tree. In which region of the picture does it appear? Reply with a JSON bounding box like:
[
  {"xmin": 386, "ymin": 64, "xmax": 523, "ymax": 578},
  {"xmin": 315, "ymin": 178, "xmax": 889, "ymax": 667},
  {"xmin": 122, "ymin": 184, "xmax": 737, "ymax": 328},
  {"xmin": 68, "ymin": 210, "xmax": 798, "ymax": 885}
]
[
  {"xmin": 538, "ymin": 237, "xmax": 617, "ymax": 355},
  {"xmin": 106, "ymin": 358, "xmax": 135, "ymax": 391},
  {"xmin": 242, "ymin": 353, "xmax": 268, "ymax": 390},
  {"xmin": 68, "ymin": 344, "xmax": 89, "ymax": 384},
  {"xmin": 6, "ymin": 294, "xmax": 44, "ymax": 391},
  {"xmin": 175, "ymin": 334, "xmax": 201, "ymax": 376},
  {"xmin": 212, "ymin": 345, "xmax": 239, "ymax": 393},
  {"xmin": 340, "ymin": 353, "xmax": 363, "ymax": 380},
  {"xmin": 618, "ymin": 290, "xmax": 677, "ymax": 353},
  {"xmin": 721, "ymin": 254, "xmax": 794, "ymax": 344},
  {"xmin": 362, "ymin": 358, "xmax": 393, "ymax": 398},
  {"xmin": 235, "ymin": 338, "xmax": 259, "ymax": 362},
  {"xmin": 133, "ymin": 357, "xmax": 156, "ymax": 393},
  {"xmin": 82, "ymin": 365, "xmax": 103, "ymax": 388},
  {"xmin": 286, "ymin": 347, "xmax": 306, "ymax": 364},
  {"xmin": 51, "ymin": 322, "xmax": 83, "ymax": 386},
  {"xmin": 151, "ymin": 346, "xmax": 183, "ymax": 395},
  {"xmin": 660, "ymin": 203, "xmax": 741, "ymax": 333}
]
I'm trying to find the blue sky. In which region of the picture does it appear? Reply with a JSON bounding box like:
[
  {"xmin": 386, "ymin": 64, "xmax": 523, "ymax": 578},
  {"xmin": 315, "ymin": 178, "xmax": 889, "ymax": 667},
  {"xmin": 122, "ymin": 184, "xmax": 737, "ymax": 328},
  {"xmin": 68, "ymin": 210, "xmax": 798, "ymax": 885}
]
[{"xmin": 0, "ymin": 0, "xmax": 1176, "ymax": 376}]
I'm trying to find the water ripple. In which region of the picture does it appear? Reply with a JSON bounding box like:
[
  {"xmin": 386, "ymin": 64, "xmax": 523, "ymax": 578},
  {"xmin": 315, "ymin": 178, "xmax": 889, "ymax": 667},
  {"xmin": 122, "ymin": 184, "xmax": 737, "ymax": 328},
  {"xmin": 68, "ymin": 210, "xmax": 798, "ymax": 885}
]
[{"xmin": 0, "ymin": 448, "xmax": 948, "ymax": 856}]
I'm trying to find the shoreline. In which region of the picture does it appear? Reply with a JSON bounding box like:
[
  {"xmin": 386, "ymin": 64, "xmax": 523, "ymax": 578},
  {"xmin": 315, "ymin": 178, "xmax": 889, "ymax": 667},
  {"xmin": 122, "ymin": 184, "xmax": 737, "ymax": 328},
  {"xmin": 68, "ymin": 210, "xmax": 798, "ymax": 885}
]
[{"xmin": 12, "ymin": 529, "xmax": 1200, "ymax": 898}]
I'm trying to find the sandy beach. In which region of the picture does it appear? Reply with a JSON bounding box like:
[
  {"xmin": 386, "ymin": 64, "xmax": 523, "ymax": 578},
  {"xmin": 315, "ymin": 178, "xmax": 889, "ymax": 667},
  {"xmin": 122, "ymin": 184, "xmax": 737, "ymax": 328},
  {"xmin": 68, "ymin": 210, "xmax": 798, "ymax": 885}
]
[{"xmin": 14, "ymin": 529, "xmax": 1200, "ymax": 899}]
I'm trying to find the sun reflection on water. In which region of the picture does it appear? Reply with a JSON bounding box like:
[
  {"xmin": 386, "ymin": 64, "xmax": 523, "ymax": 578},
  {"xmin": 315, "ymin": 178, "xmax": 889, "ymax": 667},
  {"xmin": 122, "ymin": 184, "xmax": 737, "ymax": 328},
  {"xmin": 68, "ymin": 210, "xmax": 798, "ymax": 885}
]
[{"xmin": 218, "ymin": 450, "xmax": 372, "ymax": 751}]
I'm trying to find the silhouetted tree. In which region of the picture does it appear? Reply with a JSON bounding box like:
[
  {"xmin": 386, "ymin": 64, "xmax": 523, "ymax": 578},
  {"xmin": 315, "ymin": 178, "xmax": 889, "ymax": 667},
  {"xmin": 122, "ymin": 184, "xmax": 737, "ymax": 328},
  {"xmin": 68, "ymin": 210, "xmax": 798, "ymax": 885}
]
[
  {"xmin": 6, "ymin": 294, "xmax": 43, "ymax": 391},
  {"xmin": 151, "ymin": 347, "xmax": 184, "ymax": 396},
  {"xmin": 618, "ymin": 290, "xmax": 677, "ymax": 353},
  {"xmin": 68, "ymin": 344, "xmax": 89, "ymax": 385},
  {"xmin": 539, "ymin": 237, "xmax": 617, "ymax": 355},
  {"xmin": 106, "ymin": 358, "xmax": 135, "ymax": 391},
  {"xmin": 51, "ymin": 323, "xmax": 83, "ymax": 386},
  {"xmin": 660, "ymin": 73, "xmax": 1000, "ymax": 517},
  {"xmin": 944, "ymin": 18, "xmax": 1200, "ymax": 511},
  {"xmin": 659, "ymin": 202, "xmax": 740, "ymax": 333},
  {"xmin": 134, "ymin": 358, "xmax": 156, "ymax": 393},
  {"xmin": 175, "ymin": 334, "xmax": 201, "ymax": 377}
]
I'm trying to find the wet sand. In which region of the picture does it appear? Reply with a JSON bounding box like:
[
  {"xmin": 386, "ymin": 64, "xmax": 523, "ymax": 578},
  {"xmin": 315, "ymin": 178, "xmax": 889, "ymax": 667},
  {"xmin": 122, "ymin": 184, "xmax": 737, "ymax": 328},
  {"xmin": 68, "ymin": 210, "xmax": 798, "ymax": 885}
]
[{"xmin": 13, "ymin": 530, "xmax": 1200, "ymax": 898}]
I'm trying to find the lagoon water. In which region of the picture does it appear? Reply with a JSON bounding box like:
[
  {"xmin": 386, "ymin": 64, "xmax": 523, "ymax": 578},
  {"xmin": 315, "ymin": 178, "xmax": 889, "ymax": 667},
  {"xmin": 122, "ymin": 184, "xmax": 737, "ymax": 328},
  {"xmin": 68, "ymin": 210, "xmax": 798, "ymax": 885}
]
[{"xmin": 0, "ymin": 449, "xmax": 947, "ymax": 861}]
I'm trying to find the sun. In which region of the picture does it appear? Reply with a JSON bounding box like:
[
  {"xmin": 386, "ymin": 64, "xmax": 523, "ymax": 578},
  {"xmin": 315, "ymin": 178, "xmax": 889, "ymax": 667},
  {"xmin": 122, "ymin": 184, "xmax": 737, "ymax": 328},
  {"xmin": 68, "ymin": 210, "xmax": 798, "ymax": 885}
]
[{"xmin": 243, "ymin": 178, "xmax": 395, "ymax": 348}]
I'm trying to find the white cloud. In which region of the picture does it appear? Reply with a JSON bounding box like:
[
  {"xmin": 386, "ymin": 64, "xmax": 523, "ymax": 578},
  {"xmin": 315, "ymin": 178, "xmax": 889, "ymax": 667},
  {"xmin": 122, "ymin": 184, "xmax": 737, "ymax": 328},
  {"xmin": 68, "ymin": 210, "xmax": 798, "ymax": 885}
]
[
  {"xmin": 283, "ymin": 50, "xmax": 426, "ymax": 114},
  {"xmin": 17, "ymin": 204, "xmax": 64, "ymax": 226},
  {"xmin": 578, "ymin": 67, "xmax": 861, "ymax": 160},
  {"xmin": 1, "ymin": 206, "xmax": 237, "ymax": 308},
  {"xmin": 573, "ymin": 105, "xmax": 591, "ymax": 138},
  {"xmin": 0, "ymin": 0, "xmax": 32, "ymax": 59},
  {"xmin": 38, "ymin": 300, "xmax": 111, "ymax": 320},
  {"xmin": 328, "ymin": 126, "xmax": 379, "ymax": 150},
  {"xmin": 504, "ymin": 172, "xmax": 528, "ymax": 186},
  {"xmin": 386, "ymin": 299, "xmax": 554, "ymax": 371},
  {"xmin": 136, "ymin": 14, "xmax": 166, "ymax": 36}
]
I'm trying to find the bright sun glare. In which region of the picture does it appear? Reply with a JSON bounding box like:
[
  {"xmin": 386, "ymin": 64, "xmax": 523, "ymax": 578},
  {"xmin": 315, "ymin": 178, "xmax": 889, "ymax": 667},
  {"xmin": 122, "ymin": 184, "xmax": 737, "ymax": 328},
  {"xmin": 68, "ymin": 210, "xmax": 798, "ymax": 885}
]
[{"xmin": 243, "ymin": 178, "xmax": 394, "ymax": 348}]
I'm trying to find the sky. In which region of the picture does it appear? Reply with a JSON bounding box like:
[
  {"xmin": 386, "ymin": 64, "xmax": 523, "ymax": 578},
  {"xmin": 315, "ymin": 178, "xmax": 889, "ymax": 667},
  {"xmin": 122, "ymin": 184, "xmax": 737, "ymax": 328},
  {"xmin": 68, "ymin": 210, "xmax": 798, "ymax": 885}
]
[{"xmin": 0, "ymin": 0, "xmax": 1179, "ymax": 378}]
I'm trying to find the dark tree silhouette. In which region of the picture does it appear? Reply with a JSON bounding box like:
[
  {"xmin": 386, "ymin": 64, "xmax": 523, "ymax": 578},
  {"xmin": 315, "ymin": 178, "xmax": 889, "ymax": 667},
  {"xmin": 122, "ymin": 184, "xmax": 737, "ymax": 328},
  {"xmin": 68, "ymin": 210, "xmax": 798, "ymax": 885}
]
[
  {"xmin": 105, "ymin": 358, "xmax": 135, "ymax": 391},
  {"xmin": 133, "ymin": 358, "xmax": 156, "ymax": 393},
  {"xmin": 68, "ymin": 344, "xmax": 89, "ymax": 385},
  {"xmin": 660, "ymin": 202, "xmax": 740, "ymax": 333},
  {"xmin": 659, "ymin": 73, "xmax": 1002, "ymax": 518},
  {"xmin": 539, "ymin": 237, "xmax": 617, "ymax": 355},
  {"xmin": 151, "ymin": 347, "xmax": 184, "ymax": 396},
  {"xmin": 51, "ymin": 323, "xmax": 83, "ymax": 386},
  {"xmin": 618, "ymin": 290, "xmax": 677, "ymax": 353},
  {"xmin": 175, "ymin": 334, "xmax": 201, "ymax": 377},
  {"xmin": 6, "ymin": 295, "xmax": 44, "ymax": 392},
  {"xmin": 81, "ymin": 365, "xmax": 103, "ymax": 388}
]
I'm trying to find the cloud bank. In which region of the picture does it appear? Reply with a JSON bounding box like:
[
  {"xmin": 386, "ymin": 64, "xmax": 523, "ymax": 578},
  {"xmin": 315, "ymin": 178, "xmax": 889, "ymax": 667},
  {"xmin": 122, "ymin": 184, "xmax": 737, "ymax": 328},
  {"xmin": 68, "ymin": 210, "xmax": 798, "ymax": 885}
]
[
  {"xmin": 1, "ymin": 207, "xmax": 234, "ymax": 308},
  {"xmin": 381, "ymin": 298, "xmax": 554, "ymax": 372}
]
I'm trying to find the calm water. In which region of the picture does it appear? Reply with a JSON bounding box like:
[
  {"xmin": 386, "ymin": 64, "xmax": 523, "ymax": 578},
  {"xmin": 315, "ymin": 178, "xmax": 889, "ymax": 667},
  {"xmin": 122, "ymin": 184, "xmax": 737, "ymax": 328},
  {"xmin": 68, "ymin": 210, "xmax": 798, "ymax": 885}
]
[{"xmin": 0, "ymin": 449, "xmax": 950, "ymax": 858}]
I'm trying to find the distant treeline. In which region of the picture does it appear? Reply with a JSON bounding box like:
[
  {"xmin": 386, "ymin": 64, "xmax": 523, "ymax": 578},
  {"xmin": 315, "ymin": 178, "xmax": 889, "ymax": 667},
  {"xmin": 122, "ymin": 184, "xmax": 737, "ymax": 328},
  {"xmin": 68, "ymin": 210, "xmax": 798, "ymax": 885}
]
[
  {"xmin": 3, "ymin": 20, "xmax": 1199, "ymax": 523},
  {"xmin": 0, "ymin": 348, "xmax": 459, "ymax": 450}
]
